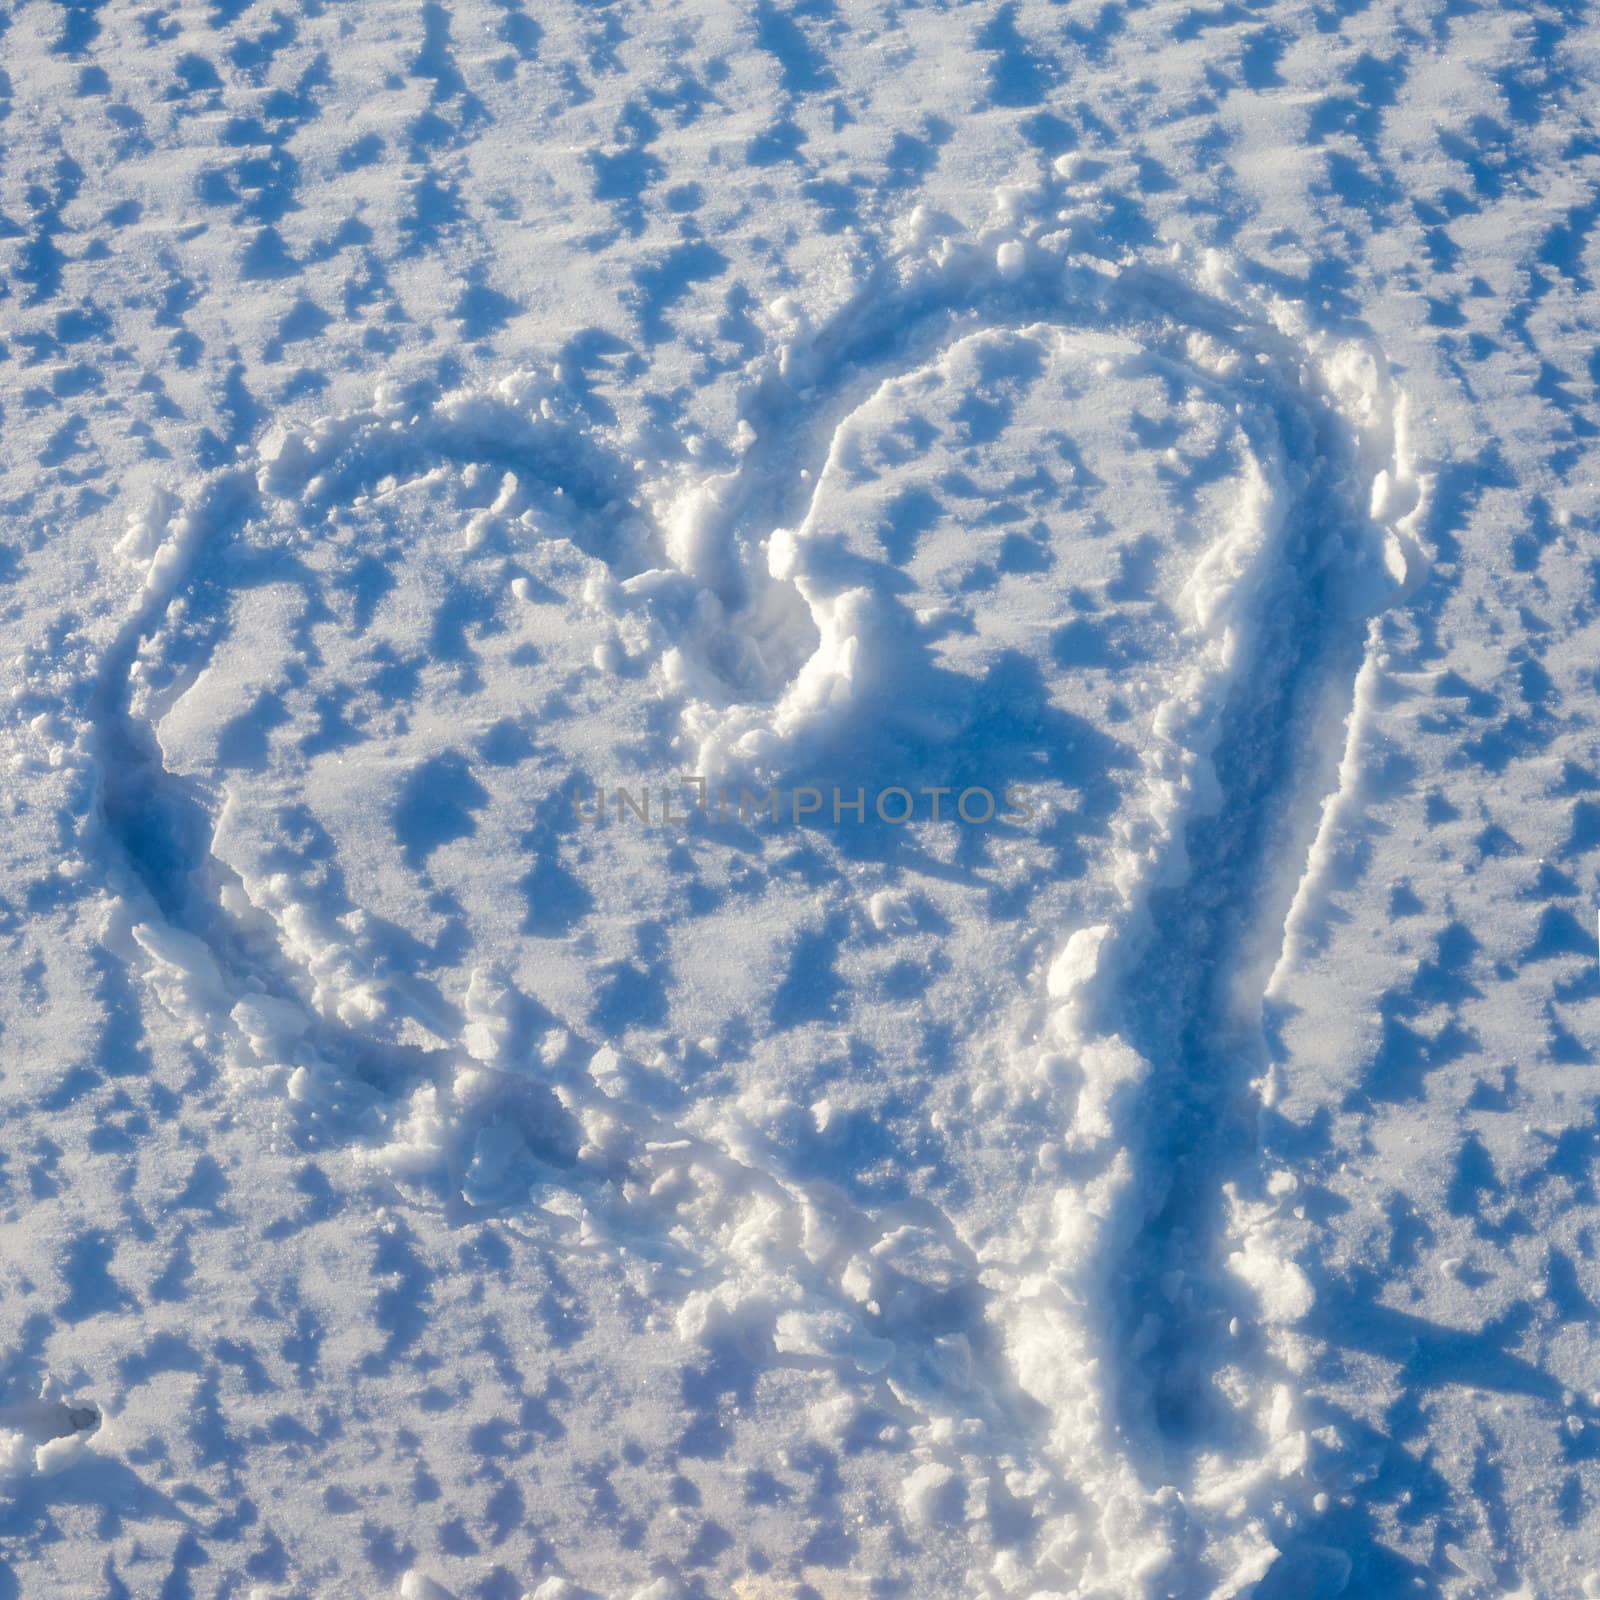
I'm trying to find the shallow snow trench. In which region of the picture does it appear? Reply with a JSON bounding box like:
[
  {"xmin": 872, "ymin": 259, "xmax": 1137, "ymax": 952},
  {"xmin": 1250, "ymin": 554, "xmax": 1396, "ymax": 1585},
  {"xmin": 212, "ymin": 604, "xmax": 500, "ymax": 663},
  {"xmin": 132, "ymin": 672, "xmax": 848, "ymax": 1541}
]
[{"xmin": 95, "ymin": 197, "xmax": 1425, "ymax": 1598}]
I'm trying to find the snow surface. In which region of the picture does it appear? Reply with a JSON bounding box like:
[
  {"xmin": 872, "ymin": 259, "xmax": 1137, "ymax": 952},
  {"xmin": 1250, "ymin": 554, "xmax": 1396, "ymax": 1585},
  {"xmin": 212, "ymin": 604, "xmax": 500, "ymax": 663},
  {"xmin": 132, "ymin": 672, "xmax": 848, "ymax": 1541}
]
[{"xmin": 1, "ymin": 0, "xmax": 1598, "ymax": 1596}]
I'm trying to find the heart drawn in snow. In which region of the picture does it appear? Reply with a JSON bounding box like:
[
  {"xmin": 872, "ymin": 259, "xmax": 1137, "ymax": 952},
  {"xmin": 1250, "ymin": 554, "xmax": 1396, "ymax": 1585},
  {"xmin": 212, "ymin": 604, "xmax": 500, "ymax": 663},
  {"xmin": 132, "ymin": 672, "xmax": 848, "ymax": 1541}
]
[{"xmin": 108, "ymin": 203, "xmax": 1425, "ymax": 1594}]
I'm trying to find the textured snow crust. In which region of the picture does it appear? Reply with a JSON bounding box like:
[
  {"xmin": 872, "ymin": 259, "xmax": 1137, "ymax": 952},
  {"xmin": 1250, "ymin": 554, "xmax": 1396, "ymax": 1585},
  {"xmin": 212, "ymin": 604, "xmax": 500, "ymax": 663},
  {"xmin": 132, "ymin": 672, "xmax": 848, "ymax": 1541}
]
[{"xmin": 1, "ymin": 1, "xmax": 1597, "ymax": 1597}]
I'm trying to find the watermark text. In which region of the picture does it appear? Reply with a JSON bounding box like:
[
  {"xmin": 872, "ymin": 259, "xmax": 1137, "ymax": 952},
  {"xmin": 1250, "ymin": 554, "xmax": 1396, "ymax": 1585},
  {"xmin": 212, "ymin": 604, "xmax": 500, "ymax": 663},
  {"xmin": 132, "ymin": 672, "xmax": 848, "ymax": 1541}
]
[{"xmin": 570, "ymin": 777, "xmax": 1035, "ymax": 828}]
